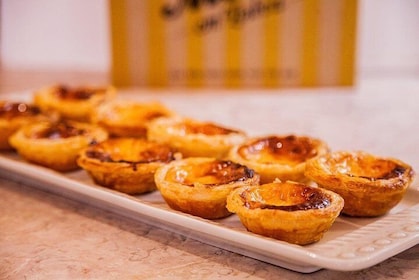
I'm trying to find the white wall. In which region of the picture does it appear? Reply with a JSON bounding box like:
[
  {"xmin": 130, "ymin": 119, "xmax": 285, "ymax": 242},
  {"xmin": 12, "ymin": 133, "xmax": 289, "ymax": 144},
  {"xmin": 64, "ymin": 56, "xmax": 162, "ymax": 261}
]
[
  {"xmin": 0, "ymin": 0, "xmax": 110, "ymax": 71},
  {"xmin": 1, "ymin": 0, "xmax": 419, "ymax": 77},
  {"xmin": 357, "ymin": 0, "xmax": 419, "ymax": 77}
]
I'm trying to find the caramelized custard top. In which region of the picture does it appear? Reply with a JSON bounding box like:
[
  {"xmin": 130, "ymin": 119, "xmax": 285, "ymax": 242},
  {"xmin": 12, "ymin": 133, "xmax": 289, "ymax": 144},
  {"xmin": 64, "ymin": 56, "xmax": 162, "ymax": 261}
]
[
  {"xmin": 176, "ymin": 121, "xmax": 240, "ymax": 136},
  {"xmin": 104, "ymin": 103, "xmax": 170, "ymax": 122},
  {"xmin": 238, "ymin": 135, "xmax": 319, "ymax": 165},
  {"xmin": 0, "ymin": 102, "xmax": 40, "ymax": 119},
  {"xmin": 240, "ymin": 183, "xmax": 331, "ymax": 211},
  {"xmin": 54, "ymin": 85, "xmax": 105, "ymax": 100},
  {"xmin": 142, "ymin": 111, "xmax": 167, "ymax": 121},
  {"xmin": 30, "ymin": 122, "xmax": 87, "ymax": 139},
  {"xmin": 165, "ymin": 160, "xmax": 255, "ymax": 186},
  {"xmin": 85, "ymin": 139, "xmax": 175, "ymax": 164},
  {"xmin": 326, "ymin": 153, "xmax": 408, "ymax": 181}
]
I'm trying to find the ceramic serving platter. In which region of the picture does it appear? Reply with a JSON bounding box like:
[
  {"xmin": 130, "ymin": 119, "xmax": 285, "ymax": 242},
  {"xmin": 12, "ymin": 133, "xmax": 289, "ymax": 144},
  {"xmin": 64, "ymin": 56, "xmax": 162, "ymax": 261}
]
[{"xmin": 0, "ymin": 153, "xmax": 418, "ymax": 273}]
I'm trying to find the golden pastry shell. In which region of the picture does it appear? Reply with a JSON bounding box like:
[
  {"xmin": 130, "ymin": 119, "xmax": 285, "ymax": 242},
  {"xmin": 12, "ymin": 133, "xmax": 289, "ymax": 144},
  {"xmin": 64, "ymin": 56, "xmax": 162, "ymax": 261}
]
[
  {"xmin": 226, "ymin": 181, "xmax": 344, "ymax": 245},
  {"xmin": 77, "ymin": 138, "xmax": 178, "ymax": 194},
  {"xmin": 147, "ymin": 117, "xmax": 247, "ymax": 158},
  {"xmin": 304, "ymin": 151, "xmax": 415, "ymax": 217},
  {"xmin": 228, "ymin": 135, "xmax": 330, "ymax": 184},
  {"xmin": 91, "ymin": 100, "xmax": 175, "ymax": 138},
  {"xmin": 9, "ymin": 120, "xmax": 108, "ymax": 171},
  {"xmin": 154, "ymin": 157, "xmax": 260, "ymax": 219},
  {"xmin": 33, "ymin": 84, "xmax": 116, "ymax": 121}
]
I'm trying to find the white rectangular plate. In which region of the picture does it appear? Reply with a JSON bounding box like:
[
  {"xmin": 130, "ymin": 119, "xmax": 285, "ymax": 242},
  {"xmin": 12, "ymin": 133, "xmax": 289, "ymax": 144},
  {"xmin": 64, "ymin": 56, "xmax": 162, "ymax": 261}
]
[{"xmin": 1, "ymin": 153, "xmax": 418, "ymax": 273}]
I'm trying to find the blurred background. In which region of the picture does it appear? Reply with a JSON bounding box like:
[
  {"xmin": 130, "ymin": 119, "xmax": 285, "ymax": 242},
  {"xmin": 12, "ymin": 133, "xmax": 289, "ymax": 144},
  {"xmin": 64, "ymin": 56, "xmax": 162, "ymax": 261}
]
[{"xmin": 1, "ymin": 0, "xmax": 419, "ymax": 86}]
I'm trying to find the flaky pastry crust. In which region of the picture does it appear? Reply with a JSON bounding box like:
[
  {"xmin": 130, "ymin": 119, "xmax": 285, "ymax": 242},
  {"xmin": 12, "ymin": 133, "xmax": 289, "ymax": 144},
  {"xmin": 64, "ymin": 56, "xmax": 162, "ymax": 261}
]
[
  {"xmin": 154, "ymin": 157, "xmax": 260, "ymax": 219},
  {"xmin": 147, "ymin": 117, "xmax": 247, "ymax": 158},
  {"xmin": 304, "ymin": 151, "xmax": 415, "ymax": 217},
  {"xmin": 228, "ymin": 135, "xmax": 329, "ymax": 184},
  {"xmin": 226, "ymin": 181, "xmax": 344, "ymax": 245},
  {"xmin": 34, "ymin": 84, "xmax": 116, "ymax": 121},
  {"xmin": 0, "ymin": 101, "xmax": 46, "ymax": 150},
  {"xmin": 91, "ymin": 100, "xmax": 174, "ymax": 138},
  {"xmin": 77, "ymin": 138, "xmax": 178, "ymax": 194},
  {"xmin": 9, "ymin": 120, "xmax": 108, "ymax": 171}
]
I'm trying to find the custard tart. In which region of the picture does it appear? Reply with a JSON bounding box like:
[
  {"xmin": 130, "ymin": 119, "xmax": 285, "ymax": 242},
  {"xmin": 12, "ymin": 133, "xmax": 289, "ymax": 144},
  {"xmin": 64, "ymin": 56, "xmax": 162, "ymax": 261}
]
[
  {"xmin": 9, "ymin": 120, "xmax": 108, "ymax": 171},
  {"xmin": 305, "ymin": 151, "xmax": 415, "ymax": 217},
  {"xmin": 78, "ymin": 138, "xmax": 178, "ymax": 194},
  {"xmin": 91, "ymin": 100, "xmax": 174, "ymax": 138},
  {"xmin": 34, "ymin": 84, "xmax": 116, "ymax": 121},
  {"xmin": 226, "ymin": 181, "xmax": 344, "ymax": 245},
  {"xmin": 147, "ymin": 117, "xmax": 247, "ymax": 158},
  {"xmin": 154, "ymin": 157, "xmax": 260, "ymax": 219},
  {"xmin": 228, "ymin": 135, "xmax": 329, "ymax": 184},
  {"xmin": 0, "ymin": 101, "xmax": 46, "ymax": 150}
]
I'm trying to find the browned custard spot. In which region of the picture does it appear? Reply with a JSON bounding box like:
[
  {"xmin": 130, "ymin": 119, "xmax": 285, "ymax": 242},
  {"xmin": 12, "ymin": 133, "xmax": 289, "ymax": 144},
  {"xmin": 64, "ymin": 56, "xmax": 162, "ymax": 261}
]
[
  {"xmin": 54, "ymin": 85, "xmax": 105, "ymax": 100},
  {"xmin": 331, "ymin": 154, "xmax": 407, "ymax": 181},
  {"xmin": 178, "ymin": 121, "xmax": 239, "ymax": 136},
  {"xmin": 108, "ymin": 104, "xmax": 169, "ymax": 123},
  {"xmin": 31, "ymin": 122, "xmax": 87, "ymax": 139},
  {"xmin": 165, "ymin": 160, "xmax": 255, "ymax": 186},
  {"xmin": 86, "ymin": 141, "xmax": 175, "ymax": 165},
  {"xmin": 143, "ymin": 111, "xmax": 168, "ymax": 121},
  {"xmin": 0, "ymin": 102, "xmax": 41, "ymax": 119},
  {"xmin": 240, "ymin": 183, "xmax": 330, "ymax": 211},
  {"xmin": 238, "ymin": 135, "xmax": 318, "ymax": 165}
]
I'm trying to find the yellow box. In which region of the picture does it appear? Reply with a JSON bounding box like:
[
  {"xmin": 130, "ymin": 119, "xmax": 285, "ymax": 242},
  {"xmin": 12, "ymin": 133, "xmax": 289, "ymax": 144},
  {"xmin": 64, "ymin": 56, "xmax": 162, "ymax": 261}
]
[{"xmin": 110, "ymin": 0, "xmax": 357, "ymax": 88}]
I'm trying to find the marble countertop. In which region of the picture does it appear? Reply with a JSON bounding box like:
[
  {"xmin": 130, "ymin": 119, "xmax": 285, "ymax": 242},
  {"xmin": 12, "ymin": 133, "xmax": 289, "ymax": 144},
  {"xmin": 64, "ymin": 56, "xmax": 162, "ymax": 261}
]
[{"xmin": 1, "ymin": 71, "xmax": 418, "ymax": 279}]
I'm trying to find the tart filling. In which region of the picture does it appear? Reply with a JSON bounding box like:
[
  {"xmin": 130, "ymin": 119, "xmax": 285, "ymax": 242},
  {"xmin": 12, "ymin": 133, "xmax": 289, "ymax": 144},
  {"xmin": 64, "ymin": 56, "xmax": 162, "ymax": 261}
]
[
  {"xmin": 305, "ymin": 151, "xmax": 415, "ymax": 217},
  {"xmin": 229, "ymin": 135, "xmax": 329, "ymax": 183},
  {"xmin": 0, "ymin": 101, "xmax": 41, "ymax": 119},
  {"xmin": 226, "ymin": 181, "xmax": 344, "ymax": 245},
  {"xmin": 154, "ymin": 157, "xmax": 260, "ymax": 219},
  {"xmin": 78, "ymin": 138, "xmax": 178, "ymax": 194},
  {"xmin": 0, "ymin": 101, "xmax": 45, "ymax": 150},
  {"xmin": 34, "ymin": 84, "xmax": 116, "ymax": 121},
  {"xmin": 91, "ymin": 100, "xmax": 174, "ymax": 138},
  {"xmin": 9, "ymin": 120, "xmax": 108, "ymax": 171},
  {"xmin": 147, "ymin": 117, "xmax": 247, "ymax": 158}
]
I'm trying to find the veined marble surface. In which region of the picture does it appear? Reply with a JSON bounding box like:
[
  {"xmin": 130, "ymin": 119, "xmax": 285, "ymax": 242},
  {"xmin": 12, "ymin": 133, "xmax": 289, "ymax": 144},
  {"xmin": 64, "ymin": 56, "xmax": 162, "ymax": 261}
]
[{"xmin": 1, "ymin": 73, "xmax": 418, "ymax": 279}]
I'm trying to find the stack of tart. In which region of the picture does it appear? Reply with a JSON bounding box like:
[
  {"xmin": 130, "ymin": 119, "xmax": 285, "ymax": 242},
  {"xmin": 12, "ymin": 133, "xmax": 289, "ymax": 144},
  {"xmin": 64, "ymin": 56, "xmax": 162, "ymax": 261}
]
[
  {"xmin": 1, "ymin": 83, "xmax": 416, "ymax": 246},
  {"xmin": 6, "ymin": 84, "xmax": 115, "ymax": 171}
]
